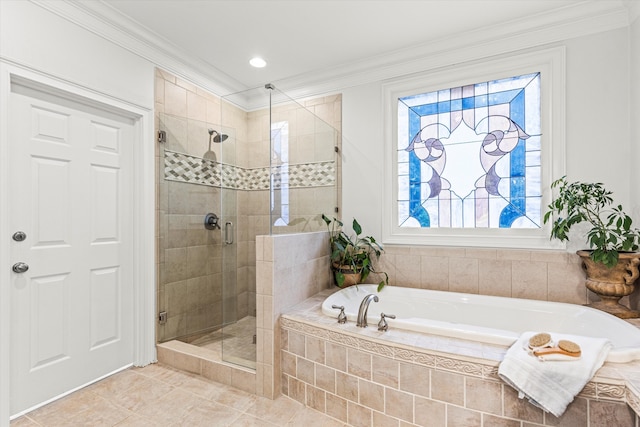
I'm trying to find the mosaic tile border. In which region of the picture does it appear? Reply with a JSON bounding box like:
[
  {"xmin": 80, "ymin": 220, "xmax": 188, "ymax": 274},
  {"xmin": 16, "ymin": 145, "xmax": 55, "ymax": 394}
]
[
  {"xmin": 280, "ymin": 316, "xmax": 629, "ymax": 403},
  {"xmin": 164, "ymin": 150, "xmax": 335, "ymax": 190}
]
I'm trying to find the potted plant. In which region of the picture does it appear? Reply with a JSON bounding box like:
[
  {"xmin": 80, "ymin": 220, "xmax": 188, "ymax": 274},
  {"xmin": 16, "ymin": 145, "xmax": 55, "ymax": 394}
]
[
  {"xmin": 322, "ymin": 214, "xmax": 389, "ymax": 291},
  {"xmin": 544, "ymin": 176, "xmax": 640, "ymax": 318}
]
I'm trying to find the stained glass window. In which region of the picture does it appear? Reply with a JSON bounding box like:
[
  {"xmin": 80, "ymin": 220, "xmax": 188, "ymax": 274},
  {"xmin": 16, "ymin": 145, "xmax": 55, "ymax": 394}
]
[{"xmin": 397, "ymin": 73, "xmax": 541, "ymax": 229}]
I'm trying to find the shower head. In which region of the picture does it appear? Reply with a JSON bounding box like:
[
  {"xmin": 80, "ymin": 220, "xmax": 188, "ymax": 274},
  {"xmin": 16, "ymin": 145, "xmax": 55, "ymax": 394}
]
[{"xmin": 208, "ymin": 128, "xmax": 228, "ymax": 143}]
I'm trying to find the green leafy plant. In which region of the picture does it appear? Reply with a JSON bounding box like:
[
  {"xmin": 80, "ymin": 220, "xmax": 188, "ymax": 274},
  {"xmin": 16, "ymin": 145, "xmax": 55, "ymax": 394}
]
[
  {"xmin": 322, "ymin": 214, "xmax": 389, "ymax": 291},
  {"xmin": 543, "ymin": 176, "xmax": 640, "ymax": 268}
]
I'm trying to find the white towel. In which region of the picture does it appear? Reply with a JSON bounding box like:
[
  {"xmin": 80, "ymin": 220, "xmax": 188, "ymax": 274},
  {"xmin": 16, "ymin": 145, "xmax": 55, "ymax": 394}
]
[{"xmin": 498, "ymin": 331, "xmax": 612, "ymax": 417}]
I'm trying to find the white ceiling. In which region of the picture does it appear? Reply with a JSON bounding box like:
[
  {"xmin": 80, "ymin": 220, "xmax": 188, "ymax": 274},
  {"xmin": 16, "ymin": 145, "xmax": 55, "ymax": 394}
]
[
  {"xmin": 87, "ymin": 0, "xmax": 640, "ymax": 98},
  {"xmin": 98, "ymin": 0, "xmax": 595, "ymax": 91}
]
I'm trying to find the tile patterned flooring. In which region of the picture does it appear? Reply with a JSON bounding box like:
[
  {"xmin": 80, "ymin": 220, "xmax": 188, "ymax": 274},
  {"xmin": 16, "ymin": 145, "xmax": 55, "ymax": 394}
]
[{"xmin": 10, "ymin": 363, "xmax": 346, "ymax": 426}]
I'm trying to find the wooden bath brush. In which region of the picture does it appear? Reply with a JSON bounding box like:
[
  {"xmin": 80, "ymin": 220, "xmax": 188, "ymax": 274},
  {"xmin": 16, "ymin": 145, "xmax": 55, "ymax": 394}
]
[
  {"xmin": 528, "ymin": 332, "xmax": 552, "ymax": 349},
  {"xmin": 533, "ymin": 340, "xmax": 582, "ymax": 358}
]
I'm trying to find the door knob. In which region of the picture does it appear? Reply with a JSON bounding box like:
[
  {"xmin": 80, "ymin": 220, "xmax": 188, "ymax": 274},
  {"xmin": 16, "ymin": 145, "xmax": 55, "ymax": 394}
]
[
  {"xmin": 12, "ymin": 231, "xmax": 27, "ymax": 242},
  {"xmin": 12, "ymin": 262, "xmax": 29, "ymax": 273}
]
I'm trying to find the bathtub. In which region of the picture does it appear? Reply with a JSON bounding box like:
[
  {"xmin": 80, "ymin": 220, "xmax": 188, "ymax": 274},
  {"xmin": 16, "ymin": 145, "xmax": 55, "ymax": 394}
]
[{"xmin": 321, "ymin": 284, "xmax": 640, "ymax": 363}]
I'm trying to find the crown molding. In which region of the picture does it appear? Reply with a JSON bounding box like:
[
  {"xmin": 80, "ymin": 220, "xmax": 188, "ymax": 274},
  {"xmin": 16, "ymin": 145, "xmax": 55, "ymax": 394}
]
[
  {"xmin": 31, "ymin": 0, "xmax": 631, "ymax": 109},
  {"xmin": 30, "ymin": 0, "xmax": 247, "ymax": 97},
  {"xmin": 275, "ymin": 1, "xmax": 631, "ymax": 100}
]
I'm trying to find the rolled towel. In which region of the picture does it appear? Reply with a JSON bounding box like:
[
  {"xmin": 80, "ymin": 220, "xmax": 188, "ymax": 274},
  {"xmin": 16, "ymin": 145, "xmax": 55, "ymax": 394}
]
[{"xmin": 498, "ymin": 331, "xmax": 611, "ymax": 417}]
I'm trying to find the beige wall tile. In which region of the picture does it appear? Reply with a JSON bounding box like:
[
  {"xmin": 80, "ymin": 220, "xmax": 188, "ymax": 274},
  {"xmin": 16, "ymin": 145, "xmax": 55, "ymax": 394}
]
[
  {"xmin": 394, "ymin": 254, "xmax": 422, "ymax": 287},
  {"xmin": 164, "ymin": 81, "xmax": 187, "ymax": 117},
  {"xmin": 315, "ymin": 364, "xmax": 336, "ymax": 393},
  {"xmin": 465, "ymin": 377, "xmax": 502, "ymax": 415},
  {"xmin": 545, "ymin": 396, "xmax": 587, "ymax": 426},
  {"xmin": 512, "ymin": 261, "xmax": 548, "ymax": 300},
  {"xmin": 347, "ymin": 401, "xmax": 373, "ymax": 427},
  {"xmin": 448, "ymin": 257, "xmax": 479, "ymax": 294},
  {"xmin": 431, "ymin": 370, "xmax": 464, "ymax": 406},
  {"xmin": 384, "ymin": 388, "xmax": 414, "ymax": 423},
  {"xmin": 446, "ymin": 404, "xmax": 481, "ymax": 427},
  {"xmin": 288, "ymin": 331, "xmax": 305, "ymax": 357},
  {"xmin": 482, "ymin": 414, "xmax": 521, "ymax": 427},
  {"xmin": 288, "ymin": 377, "xmax": 306, "ymax": 404},
  {"xmin": 547, "ymin": 261, "xmax": 587, "ymax": 304},
  {"xmin": 297, "ymin": 357, "xmax": 315, "ymax": 385},
  {"xmin": 497, "ymin": 249, "xmax": 531, "ymax": 261},
  {"xmin": 187, "ymin": 91, "xmax": 206, "ymax": 123},
  {"xmin": 348, "ymin": 348, "xmax": 372, "ymax": 380},
  {"xmin": 372, "ymin": 355, "xmax": 399, "ymax": 388},
  {"xmin": 358, "ymin": 379, "xmax": 385, "ymax": 412},
  {"xmin": 281, "ymin": 351, "xmax": 296, "ymax": 377},
  {"xmin": 479, "ymin": 259, "xmax": 512, "ymax": 297},
  {"xmin": 588, "ymin": 400, "xmax": 636, "ymax": 427},
  {"xmin": 399, "ymin": 363, "xmax": 430, "ymax": 397},
  {"xmin": 326, "ymin": 342, "xmax": 347, "ymax": 372},
  {"xmin": 336, "ymin": 371, "xmax": 359, "ymax": 401},
  {"xmin": 372, "ymin": 411, "xmax": 401, "ymax": 427},
  {"xmin": 421, "ymin": 256, "xmax": 449, "ymax": 291},
  {"xmin": 306, "ymin": 336, "xmax": 325, "ymax": 364},
  {"xmin": 306, "ymin": 385, "xmax": 326, "ymax": 412},
  {"xmin": 415, "ymin": 397, "xmax": 445, "ymax": 427},
  {"xmin": 326, "ymin": 393, "xmax": 348, "ymax": 422}
]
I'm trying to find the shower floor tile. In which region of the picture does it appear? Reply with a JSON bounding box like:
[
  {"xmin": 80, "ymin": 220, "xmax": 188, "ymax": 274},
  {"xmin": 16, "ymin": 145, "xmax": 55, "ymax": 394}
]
[{"xmin": 186, "ymin": 316, "xmax": 257, "ymax": 369}]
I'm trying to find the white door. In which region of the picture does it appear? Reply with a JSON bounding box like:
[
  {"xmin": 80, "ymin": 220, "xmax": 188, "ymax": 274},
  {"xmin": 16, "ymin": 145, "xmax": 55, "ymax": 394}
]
[{"xmin": 9, "ymin": 82, "xmax": 134, "ymax": 416}]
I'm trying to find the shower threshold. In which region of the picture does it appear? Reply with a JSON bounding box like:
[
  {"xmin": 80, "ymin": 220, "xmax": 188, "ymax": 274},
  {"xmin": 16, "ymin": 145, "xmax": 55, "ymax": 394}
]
[{"xmin": 179, "ymin": 315, "xmax": 257, "ymax": 370}]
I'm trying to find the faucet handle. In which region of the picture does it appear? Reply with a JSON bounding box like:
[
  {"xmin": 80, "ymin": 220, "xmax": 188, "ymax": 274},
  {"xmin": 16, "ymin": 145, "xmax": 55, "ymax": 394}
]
[
  {"xmin": 377, "ymin": 312, "xmax": 396, "ymax": 331},
  {"xmin": 331, "ymin": 305, "xmax": 347, "ymax": 324}
]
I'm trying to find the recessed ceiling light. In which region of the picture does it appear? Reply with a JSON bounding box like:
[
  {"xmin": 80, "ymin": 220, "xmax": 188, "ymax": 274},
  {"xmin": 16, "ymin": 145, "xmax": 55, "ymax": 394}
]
[{"xmin": 249, "ymin": 57, "xmax": 267, "ymax": 68}]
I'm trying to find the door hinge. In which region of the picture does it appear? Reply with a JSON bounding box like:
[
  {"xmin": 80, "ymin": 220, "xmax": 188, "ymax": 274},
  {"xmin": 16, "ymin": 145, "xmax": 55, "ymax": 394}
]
[
  {"xmin": 158, "ymin": 311, "xmax": 167, "ymax": 324},
  {"xmin": 157, "ymin": 130, "xmax": 167, "ymax": 143}
]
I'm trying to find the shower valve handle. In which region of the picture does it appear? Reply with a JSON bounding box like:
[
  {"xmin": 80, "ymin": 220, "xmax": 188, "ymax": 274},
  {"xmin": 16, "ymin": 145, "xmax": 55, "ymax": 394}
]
[{"xmin": 204, "ymin": 213, "xmax": 221, "ymax": 230}]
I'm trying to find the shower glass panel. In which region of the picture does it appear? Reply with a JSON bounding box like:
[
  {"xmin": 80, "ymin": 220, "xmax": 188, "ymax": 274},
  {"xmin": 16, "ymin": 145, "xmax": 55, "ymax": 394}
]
[
  {"xmin": 268, "ymin": 90, "xmax": 339, "ymax": 234},
  {"xmin": 220, "ymin": 85, "xmax": 338, "ymax": 367},
  {"xmin": 157, "ymin": 112, "xmax": 225, "ymax": 347},
  {"xmin": 158, "ymin": 83, "xmax": 339, "ymax": 371}
]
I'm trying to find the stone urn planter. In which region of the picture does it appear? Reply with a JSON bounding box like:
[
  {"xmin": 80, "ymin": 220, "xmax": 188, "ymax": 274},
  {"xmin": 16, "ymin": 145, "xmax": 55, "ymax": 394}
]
[{"xmin": 578, "ymin": 250, "xmax": 640, "ymax": 319}]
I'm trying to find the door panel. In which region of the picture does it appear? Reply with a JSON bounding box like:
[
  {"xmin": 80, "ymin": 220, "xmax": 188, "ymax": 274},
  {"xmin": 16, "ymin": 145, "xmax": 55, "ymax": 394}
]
[{"xmin": 9, "ymin": 83, "xmax": 134, "ymax": 416}]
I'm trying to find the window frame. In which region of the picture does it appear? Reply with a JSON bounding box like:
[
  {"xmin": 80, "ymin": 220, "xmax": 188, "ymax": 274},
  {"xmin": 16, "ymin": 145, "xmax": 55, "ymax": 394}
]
[{"xmin": 382, "ymin": 47, "xmax": 566, "ymax": 249}]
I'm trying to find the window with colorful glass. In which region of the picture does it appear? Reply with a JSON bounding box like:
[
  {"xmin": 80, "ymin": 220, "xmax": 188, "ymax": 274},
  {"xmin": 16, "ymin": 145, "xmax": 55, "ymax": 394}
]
[{"xmin": 397, "ymin": 72, "xmax": 541, "ymax": 229}]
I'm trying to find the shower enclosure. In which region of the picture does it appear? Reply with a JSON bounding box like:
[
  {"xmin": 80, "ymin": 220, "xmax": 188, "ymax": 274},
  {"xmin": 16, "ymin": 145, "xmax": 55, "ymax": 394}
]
[{"xmin": 157, "ymin": 80, "xmax": 339, "ymax": 370}]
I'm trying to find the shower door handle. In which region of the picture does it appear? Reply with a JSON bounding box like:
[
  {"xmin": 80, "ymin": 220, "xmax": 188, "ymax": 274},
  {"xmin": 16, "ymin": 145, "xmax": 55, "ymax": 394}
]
[{"xmin": 225, "ymin": 221, "xmax": 234, "ymax": 245}]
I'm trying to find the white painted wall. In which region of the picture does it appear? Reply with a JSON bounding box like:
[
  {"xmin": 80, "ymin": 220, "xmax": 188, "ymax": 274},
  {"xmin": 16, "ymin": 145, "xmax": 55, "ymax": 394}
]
[
  {"xmin": 342, "ymin": 27, "xmax": 634, "ymax": 245},
  {"xmin": 0, "ymin": 1, "xmax": 154, "ymax": 107}
]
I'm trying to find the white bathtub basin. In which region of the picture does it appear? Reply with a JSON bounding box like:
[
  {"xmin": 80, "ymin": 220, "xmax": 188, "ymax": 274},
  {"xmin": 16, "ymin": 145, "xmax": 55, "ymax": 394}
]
[{"xmin": 321, "ymin": 284, "xmax": 640, "ymax": 363}]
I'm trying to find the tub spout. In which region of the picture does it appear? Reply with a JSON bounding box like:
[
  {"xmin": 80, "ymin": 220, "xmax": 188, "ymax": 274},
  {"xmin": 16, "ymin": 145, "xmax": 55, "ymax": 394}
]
[{"xmin": 356, "ymin": 294, "xmax": 379, "ymax": 327}]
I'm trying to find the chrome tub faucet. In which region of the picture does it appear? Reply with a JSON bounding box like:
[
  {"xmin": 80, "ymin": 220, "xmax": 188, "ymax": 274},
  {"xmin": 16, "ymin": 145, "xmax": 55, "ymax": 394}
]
[{"xmin": 356, "ymin": 294, "xmax": 379, "ymax": 327}]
